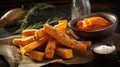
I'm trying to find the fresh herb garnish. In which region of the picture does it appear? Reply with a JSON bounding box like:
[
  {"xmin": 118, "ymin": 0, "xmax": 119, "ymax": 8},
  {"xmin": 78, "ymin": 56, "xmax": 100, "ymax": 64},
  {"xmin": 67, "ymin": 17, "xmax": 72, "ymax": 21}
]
[{"xmin": 15, "ymin": 3, "xmax": 62, "ymax": 34}]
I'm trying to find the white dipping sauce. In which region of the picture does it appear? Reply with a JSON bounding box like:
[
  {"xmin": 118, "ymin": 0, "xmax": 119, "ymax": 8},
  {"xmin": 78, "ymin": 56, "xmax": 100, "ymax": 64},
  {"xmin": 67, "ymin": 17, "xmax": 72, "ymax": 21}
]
[{"xmin": 93, "ymin": 45, "xmax": 116, "ymax": 54}]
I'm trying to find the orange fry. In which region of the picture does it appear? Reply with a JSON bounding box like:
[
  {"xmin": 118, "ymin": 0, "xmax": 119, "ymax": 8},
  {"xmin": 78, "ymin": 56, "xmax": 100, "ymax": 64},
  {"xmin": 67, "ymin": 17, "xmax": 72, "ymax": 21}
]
[
  {"xmin": 44, "ymin": 24, "xmax": 89, "ymax": 53},
  {"xmin": 55, "ymin": 47, "xmax": 73, "ymax": 59},
  {"xmin": 34, "ymin": 20, "xmax": 68, "ymax": 40},
  {"xmin": 22, "ymin": 29, "xmax": 38, "ymax": 36},
  {"xmin": 34, "ymin": 28, "xmax": 46, "ymax": 40},
  {"xmin": 21, "ymin": 35, "xmax": 49, "ymax": 55},
  {"xmin": 45, "ymin": 38, "xmax": 56, "ymax": 59},
  {"xmin": 28, "ymin": 51, "xmax": 44, "ymax": 61},
  {"xmin": 12, "ymin": 36, "xmax": 34, "ymax": 46}
]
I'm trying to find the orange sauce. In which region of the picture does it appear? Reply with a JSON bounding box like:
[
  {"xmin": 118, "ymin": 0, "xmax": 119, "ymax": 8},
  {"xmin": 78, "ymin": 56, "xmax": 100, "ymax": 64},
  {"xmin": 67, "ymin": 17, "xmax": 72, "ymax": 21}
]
[{"xmin": 76, "ymin": 16, "xmax": 112, "ymax": 31}]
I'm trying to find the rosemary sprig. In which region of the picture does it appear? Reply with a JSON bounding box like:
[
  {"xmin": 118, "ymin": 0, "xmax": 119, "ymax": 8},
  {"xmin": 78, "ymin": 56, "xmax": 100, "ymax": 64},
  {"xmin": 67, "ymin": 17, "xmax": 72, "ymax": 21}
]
[
  {"xmin": 15, "ymin": 3, "xmax": 62, "ymax": 34},
  {"xmin": 19, "ymin": 3, "xmax": 54, "ymax": 24},
  {"xmin": 25, "ymin": 17, "xmax": 62, "ymax": 29}
]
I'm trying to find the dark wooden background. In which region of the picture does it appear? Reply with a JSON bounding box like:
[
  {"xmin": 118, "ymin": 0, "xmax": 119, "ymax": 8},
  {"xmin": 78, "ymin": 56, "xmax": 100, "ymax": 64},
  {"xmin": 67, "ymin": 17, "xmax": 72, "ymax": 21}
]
[{"xmin": 0, "ymin": 0, "xmax": 120, "ymax": 8}]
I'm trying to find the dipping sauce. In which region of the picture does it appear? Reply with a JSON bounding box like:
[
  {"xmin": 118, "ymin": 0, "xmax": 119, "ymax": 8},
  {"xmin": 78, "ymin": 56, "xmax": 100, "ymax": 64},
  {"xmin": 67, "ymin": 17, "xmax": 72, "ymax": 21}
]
[
  {"xmin": 76, "ymin": 16, "xmax": 112, "ymax": 31},
  {"xmin": 93, "ymin": 45, "xmax": 116, "ymax": 54}
]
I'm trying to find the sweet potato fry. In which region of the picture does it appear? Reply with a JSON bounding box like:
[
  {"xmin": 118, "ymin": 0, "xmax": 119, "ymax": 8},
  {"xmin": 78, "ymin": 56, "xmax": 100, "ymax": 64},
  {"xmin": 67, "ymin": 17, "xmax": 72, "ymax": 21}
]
[
  {"xmin": 79, "ymin": 41, "xmax": 92, "ymax": 48},
  {"xmin": 12, "ymin": 36, "xmax": 34, "ymax": 46},
  {"xmin": 44, "ymin": 24, "xmax": 90, "ymax": 53},
  {"xmin": 55, "ymin": 47, "xmax": 73, "ymax": 59},
  {"xmin": 22, "ymin": 29, "xmax": 38, "ymax": 36},
  {"xmin": 34, "ymin": 20, "xmax": 67, "ymax": 40},
  {"xmin": 12, "ymin": 38, "xmax": 21, "ymax": 46},
  {"xmin": 58, "ymin": 20, "xmax": 68, "ymax": 24},
  {"xmin": 34, "ymin": 28, "xmax": 46, "ymax": 40},
  {"xmin": 28, "ymin": 51, "xmax": 44, "ymax": 61},
  {"xmin": 21, "ymin": 35, "xmax": 27, "ymax": 38},
  {"xmin": 54, "ymin": 20, "xmax": 67, "ymax": 33},
  {"xmin": 21, "ymin": 35, "xmax": 49, "ymax": 55},
  {"xmin": 45, "ymin": 38, "xmax": 56, "ymax": 59}
]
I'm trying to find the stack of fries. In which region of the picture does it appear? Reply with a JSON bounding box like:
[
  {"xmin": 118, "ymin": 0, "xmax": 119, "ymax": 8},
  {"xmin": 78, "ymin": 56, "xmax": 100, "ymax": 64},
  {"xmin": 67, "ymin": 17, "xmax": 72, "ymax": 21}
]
[{"xmin": 12, "ymin": 20, "xmax": 92, "ymax": 61}]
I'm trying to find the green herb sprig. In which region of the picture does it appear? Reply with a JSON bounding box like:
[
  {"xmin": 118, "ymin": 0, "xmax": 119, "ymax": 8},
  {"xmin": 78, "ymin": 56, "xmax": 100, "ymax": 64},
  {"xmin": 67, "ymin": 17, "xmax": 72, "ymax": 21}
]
[{"xmin": 15, "ymin": 3, "xmax": 62, "ymax": 34}]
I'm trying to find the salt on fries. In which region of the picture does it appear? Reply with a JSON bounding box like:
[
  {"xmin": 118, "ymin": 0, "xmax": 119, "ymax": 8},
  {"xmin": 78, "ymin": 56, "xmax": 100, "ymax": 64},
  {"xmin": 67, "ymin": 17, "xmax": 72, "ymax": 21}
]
[{"xmin": 12, "ymin": 20, "xmax": 92, "ymax": 61}]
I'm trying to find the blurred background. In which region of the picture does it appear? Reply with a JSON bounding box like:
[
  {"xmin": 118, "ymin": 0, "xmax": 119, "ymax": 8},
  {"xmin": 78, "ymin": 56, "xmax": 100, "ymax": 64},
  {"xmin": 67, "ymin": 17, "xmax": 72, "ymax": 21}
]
[
  {"xmin": 0, "ymin": 0, "xmax": 120, "ymax": 8},
  {"xmin": 0, "ymin": 0, "xmax": 120, "ymax": 20},
  {"xmin": 0, "ymin": 0, "xmax": 119, "ymax": 42},
  {"xmin": 0, "ymin": 0, "xmax": 120, "ymax": 34}
]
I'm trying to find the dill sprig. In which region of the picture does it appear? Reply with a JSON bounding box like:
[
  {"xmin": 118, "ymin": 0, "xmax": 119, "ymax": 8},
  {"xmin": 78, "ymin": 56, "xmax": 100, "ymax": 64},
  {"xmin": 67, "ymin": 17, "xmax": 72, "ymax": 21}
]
[{"xmin": 15, "ymin": 3, "xmax": 62, "ymax": 34}]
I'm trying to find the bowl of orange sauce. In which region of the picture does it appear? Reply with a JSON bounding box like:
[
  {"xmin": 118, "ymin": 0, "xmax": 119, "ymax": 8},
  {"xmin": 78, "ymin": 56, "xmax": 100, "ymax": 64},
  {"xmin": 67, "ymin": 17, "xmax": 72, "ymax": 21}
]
[{"xmin": 68, "ymin": 12, "xmax": 118, "ymax": 40}]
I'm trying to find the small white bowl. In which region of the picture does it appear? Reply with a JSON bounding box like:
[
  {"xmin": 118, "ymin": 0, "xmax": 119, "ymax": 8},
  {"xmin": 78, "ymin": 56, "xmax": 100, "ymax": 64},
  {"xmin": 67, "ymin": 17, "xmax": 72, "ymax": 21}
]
[{"xmin": 92, "ymin": 43, "xmax": 117, "ymax": 62}]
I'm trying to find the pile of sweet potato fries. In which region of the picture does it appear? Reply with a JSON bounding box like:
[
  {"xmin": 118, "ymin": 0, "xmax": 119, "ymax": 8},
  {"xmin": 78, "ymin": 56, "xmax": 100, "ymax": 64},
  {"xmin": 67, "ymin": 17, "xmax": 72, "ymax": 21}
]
[{"xmin": 12, "ymin": 20, "xmax": 92, "ymax": 61}]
